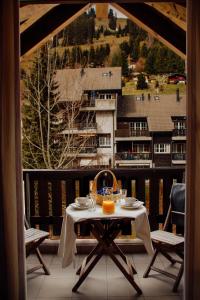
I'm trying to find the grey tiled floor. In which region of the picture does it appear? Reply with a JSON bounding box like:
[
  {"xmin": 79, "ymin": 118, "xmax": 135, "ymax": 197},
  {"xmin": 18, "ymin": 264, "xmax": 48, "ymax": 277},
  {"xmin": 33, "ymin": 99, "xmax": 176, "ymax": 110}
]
[{"xmin": 27, "ymin": 253, "xmax": 183, "ymax": 300}]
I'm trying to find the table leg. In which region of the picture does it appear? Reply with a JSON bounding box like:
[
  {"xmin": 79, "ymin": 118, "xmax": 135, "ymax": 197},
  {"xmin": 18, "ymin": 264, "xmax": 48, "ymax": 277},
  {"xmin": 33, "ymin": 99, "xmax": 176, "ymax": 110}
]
[
  {"xmin": 73, "ymin": 218, "xmax": 142, "ymax": 295},
  {"xmin": 76, "ymin": 242, "xmax": 102, "ymax": 275},
  {"xmin": 72, "ymin": 246, "xmax": 104, "ymax": 292}
]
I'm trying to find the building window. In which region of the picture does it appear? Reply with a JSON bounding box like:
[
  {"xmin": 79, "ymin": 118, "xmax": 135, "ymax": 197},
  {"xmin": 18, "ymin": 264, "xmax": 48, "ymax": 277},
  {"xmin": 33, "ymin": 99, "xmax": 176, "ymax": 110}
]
[
  {"xmin": 174, "ymin": 121, "xmax": 186, "ymax": 130},
  {"xmin": 99, "ymin": 94, "xmax": 112, "ymax": 100},
  {"xmin": 130, "ymin": 122, "xmax": 148, "ymax": 135},
  {"xmin": 132, "ymin": 144, "xmax": 150, "ymax": 153},
  {"xmin": 154, "ymin": 95, "xmax": 160, "ymax": 101},
  {"xmin": 99, "ymin": 134, "xmax": 111, "ymax": 147},
  {"xmin": 172, "ymin": 143, "xmax": 186, "ymax": 153},
  {"xmin": 154, "ymin": 143, "xmax": 171, "ymax": 154}
]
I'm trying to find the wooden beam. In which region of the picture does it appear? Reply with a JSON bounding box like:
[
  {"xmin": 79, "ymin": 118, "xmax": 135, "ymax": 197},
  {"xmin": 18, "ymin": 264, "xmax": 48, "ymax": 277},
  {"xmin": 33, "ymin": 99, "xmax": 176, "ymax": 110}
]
[
  {"xmin": 186, "ymin": 2, "xmax": 200, "ymax": 299},
  {"xmin": 20, "ymin": 1, "xmax": 186, "ymax": 4},
  {"xmin": 20, "ymin": 3, "xmax": 91, "ymax": 59},
  {"xmin": 112, "ymin": 3, "xmax": 186, "ymax": 59},
  {"xmin": 147, "ymin": 3, "xmax": 186, "ymax": 31},
  {"xmin": 20, "ymin": 4, "xmax": 59, "ymax": 33}
]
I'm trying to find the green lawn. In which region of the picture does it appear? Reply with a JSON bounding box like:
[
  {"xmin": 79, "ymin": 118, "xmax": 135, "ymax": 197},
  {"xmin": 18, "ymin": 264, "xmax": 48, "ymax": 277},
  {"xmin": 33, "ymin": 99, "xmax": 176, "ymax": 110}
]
[{"xmin": 123, "ymin": 81, "xmax": 186, "ymax": 96}]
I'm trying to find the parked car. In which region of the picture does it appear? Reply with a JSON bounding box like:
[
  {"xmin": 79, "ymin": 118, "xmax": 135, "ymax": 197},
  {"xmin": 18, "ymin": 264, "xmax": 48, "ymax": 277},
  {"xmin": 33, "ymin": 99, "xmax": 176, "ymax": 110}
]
[{"xmin": 167, "ymin": 74, "xmax": 186, "ymax": 84}]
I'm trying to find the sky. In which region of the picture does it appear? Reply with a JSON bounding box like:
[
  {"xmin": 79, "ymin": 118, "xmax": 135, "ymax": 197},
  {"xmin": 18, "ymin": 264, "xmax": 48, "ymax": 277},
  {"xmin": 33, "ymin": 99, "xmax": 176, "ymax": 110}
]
[
  {"xmin": 91, "ymin": 4, "xmax": 127, "ymax": 19},
  {"xmin": 109, "ymin": 4, "xmax": 127, "ymax": 19}
]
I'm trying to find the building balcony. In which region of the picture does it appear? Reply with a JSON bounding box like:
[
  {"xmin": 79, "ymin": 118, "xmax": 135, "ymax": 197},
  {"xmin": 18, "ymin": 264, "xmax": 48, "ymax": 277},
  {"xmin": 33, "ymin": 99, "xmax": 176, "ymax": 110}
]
[
  {"xmin": 172, "ymin": 153, "xmax": 186, "ymax": 164},
  {"xmin": 115, "ymin": 129, "xmax": 151, "ymax": 141},
  {"xmin": 78, "ymin": 147, "xmax": 97, "ymax": 157},
  {"xmin": 116, "ymin": 152, "xmax": 152, "ymax": 160},
  {"xmin": 61, "ymin": 122, "xmax": 97, "ymax": 135},
  {"xmin": 172, "ymin": 129, "xmax": 186, "ymax": 140},
  {"xmin": 115, "ymin": 152, "xmax": 152, "ymax": 167},
  {"xmin": 67, "ymin": 146, "xmax": 97, "ymax": 157},
  {"xmin": 80, "ymin": 99, "xmax": 116, "ymax": 111}
]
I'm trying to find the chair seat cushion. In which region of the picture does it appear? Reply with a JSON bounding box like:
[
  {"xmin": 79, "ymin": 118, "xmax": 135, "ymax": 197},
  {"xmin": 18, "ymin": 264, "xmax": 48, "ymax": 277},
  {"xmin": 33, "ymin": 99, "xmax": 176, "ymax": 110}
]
[
  {"xmin": 151, "ymin": 230, "xmax": 184, "ymax": 246},
  {"xmin": 25, "ymin": 228, "xmax": 49, "ymax": 245}
]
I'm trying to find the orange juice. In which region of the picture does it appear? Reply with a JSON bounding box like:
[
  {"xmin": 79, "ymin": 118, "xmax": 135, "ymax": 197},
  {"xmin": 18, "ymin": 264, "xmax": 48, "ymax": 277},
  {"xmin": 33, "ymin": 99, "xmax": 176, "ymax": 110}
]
[{"xmin": 102, "ymin": 200, "xmax": 115, "ymax": 214}]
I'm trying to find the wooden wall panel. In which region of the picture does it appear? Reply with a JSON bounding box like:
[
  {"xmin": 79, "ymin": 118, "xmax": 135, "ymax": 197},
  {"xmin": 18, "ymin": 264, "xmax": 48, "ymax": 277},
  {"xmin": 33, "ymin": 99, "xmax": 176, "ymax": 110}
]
[
  {"xmin": 186, "ymin": 1, "xmax": 200, "ymax": 299},
  {"xmin": 0, "ymin": 0, "xmax": 26, "ymax": 299}
]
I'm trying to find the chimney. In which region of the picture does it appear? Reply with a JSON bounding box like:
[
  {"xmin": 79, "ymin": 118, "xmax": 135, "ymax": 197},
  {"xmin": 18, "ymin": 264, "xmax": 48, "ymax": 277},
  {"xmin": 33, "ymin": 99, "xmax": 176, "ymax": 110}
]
[{"xmin": 176, "ymin": 88, "xmax": 180, "ymax": 102}]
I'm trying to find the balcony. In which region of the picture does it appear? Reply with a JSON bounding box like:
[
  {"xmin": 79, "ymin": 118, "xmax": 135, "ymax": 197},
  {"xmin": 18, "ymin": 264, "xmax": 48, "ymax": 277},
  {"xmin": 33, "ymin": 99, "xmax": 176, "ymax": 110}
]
[
  {"xmin": 27, "ymin": 252, "xmax": 183, "ymax": 299},
  {"xmin": 81, "ymin": 99, "xmax": 96, "ymax": 107},
  {"xmin": 115, "ymin": 129, "xmax": 151, "ymax": 141},
  {"xmin": 116, "ymin": 152, "xmax": 152, "ymax": 160},
  {"xmin": 23, "ymin": 167, "xmax": 185, "ymax": 234},
  {"xmin": 68, "ymin": 146, "xmax": 97, "ymax": 157},
  {"xmin": 172, "ymin": 129, "xmax": 186, "ymax": 140},
  {"xmin": 24, "ymin": 167, "xmax": 184, "ymax": 299},
  {"xmin": 78, "ymin": 147, "xmax": 97, "ymax": 157},
  {"xmin": 172, "ymin": 153, "xmax": 186, "ymax": 164},
  {"xmin": 115, "ymin": 152, "xmax": 152, "ymax": 167},
  {"xmin": 61, "ymin": 122, "xmax": 97, "ymax": 135},
  {"xmin": 80, "ymin": 99, "xmax": 116, "ymax": 111}
]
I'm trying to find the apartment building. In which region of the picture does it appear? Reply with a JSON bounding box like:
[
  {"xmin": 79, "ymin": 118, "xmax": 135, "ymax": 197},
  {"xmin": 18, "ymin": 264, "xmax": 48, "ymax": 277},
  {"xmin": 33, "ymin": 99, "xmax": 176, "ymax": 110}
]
[
  {"xmin": 115, "ymin": 93, "xmax": 186, "ymax": 168},
  {"xmin": 54, "ymin": 67, "xmax": 122, "ymax": 168}
]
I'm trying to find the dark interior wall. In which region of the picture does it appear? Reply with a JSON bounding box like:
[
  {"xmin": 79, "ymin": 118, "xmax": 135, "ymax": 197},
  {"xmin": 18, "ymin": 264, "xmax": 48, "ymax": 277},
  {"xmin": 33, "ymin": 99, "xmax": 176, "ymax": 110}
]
[{"xmin": 0, "ymin": 0, "xmax": 25, "ymax": 299}]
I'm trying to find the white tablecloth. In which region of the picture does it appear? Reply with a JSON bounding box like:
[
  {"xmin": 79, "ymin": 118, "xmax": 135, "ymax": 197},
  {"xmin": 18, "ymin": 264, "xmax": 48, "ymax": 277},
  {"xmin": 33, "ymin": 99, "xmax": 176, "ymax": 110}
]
[{"xmin": 58, "ymin": 204, "xmax": 154, "ymax": 268}]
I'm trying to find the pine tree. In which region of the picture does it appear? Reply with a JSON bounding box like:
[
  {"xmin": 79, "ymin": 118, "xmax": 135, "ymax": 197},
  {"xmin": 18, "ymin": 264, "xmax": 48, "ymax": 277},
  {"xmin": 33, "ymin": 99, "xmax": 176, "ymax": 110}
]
[
  {"xmin": 140, "ymin": 43, "xmax": 149, "ymax": 58},
  {"xmin": 137, "ymin": 73, "xmax": 148, "ymax": 90},
  {"xmin": 145, "ymin": 47, "xmax": 158, "ymax": 74},
  {"xmin": 108, "ymin": 9, "xmax": 117, "ymax": 31},
  {"xmin": 121, "ymin": 51, "xmax": 129, "ymax": 77},
  {"xmin": 120, "ymin": 41, "xmax": 130, "ymax": 56},
  {"xmin": 105, "ymin": 43, "xmax": 110, "ymax": 56}
]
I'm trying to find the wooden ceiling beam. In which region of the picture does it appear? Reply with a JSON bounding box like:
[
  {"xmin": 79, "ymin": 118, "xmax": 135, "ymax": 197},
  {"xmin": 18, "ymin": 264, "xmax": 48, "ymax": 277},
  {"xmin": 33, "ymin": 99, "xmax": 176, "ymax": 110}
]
[
  {"xmin": 112, "ymin": 2, "xmax": 186, "ymax": 59},
  {"xmin": 147, "ymin": 3, "xmax": 186, "ymax": 31},
  {"xmin": 20, "ymin": 3, "xmax": 91, "ymax": 59},
  {"xmin": 20, "ymin": 1, "xmax": 186, "ymax": 4},
  {"xmin": 20, "ymin": 4, "xmax": 59, "ymax": 33}
]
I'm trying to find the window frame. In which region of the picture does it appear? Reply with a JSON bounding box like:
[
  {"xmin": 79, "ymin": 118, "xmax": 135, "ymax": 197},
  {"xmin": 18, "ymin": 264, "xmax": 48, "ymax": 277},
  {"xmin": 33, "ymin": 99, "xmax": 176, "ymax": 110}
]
[{"xmin": 154, "ymin": 143, "xmax": 171, "ymax": 154}]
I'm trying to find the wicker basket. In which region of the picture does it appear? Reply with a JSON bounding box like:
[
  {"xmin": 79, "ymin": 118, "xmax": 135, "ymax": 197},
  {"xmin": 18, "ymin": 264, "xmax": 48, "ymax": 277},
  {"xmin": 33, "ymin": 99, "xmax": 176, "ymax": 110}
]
[{"xmin": 91, "ymin": 169, "xmax": 120, "ymax": 205}]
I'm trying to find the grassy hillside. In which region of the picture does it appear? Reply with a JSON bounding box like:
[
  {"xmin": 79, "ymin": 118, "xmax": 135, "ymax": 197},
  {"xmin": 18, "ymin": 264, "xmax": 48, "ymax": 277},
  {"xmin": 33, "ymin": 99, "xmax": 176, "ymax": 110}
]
[
  {"xmin": 123, "ymin": 81, "xmax": 186, "ymax": 95},
  {"xmin": 21, "ymin": 28, "xmax": 129, "ymax": 70}
]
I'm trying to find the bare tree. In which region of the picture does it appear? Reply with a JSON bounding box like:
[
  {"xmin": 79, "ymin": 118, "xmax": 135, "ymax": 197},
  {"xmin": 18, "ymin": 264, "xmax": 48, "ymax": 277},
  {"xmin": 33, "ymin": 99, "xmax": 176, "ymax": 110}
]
[{"xmin": 22, "ymin": 41, "xmax": 96, "ymax": 169}]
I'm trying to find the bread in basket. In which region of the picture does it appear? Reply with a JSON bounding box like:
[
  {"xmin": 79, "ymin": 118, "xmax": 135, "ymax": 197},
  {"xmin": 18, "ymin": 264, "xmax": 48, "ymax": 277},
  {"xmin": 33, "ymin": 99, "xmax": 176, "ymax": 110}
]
[{"xmin": 91, "ymin": 169, "xmax": 120, "ymax": 205}]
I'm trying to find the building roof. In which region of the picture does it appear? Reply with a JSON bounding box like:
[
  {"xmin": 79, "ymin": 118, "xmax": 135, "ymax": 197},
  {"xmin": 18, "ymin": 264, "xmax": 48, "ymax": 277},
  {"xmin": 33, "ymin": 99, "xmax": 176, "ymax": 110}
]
[
  {"xmin": 54, "ymin": 67, "xmax": 122, "ymax": 101},
  {"xmin": 118, "ymin": 94, "xmax": 186, "ymax": 132}
]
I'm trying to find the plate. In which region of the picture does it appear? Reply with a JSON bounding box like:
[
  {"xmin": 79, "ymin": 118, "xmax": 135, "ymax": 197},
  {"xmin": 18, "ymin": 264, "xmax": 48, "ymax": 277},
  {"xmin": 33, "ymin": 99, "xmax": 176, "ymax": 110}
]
[
  {"xmin": 121, "ymin": 201, "xmax": 144, "ymax": 210},
  {"xmin": 70, "ymin": 203, "xmax": 89, "ymax": 210}
]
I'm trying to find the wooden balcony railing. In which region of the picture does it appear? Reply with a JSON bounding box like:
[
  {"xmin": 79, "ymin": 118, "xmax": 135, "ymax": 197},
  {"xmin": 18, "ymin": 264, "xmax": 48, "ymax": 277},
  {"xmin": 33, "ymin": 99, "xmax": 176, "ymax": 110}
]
[
  {"xmin": 172, "ymin": 153, "xmax": 186, "ymax": 160},
  {"xmin": 81, "ymin": 99, "xmax": 95, "ymax": 107},
  {"xmin": 23, "ymin": 168, "xmax": 185, "ymax": 236},
  {"xmin": 78, "ymin": 122, "xmax": 97, "ymax": 130},
  {"xmin": 173, "ymin": 129, "xmax": 186, "ymax": 136},
  {"xmin": 115, "ymin": 129, "xmax": 150, "ymax": 138},
  {"xmin": 79, "ymin": 147, "xmax": 97, "ymax": 154},
  {"xmin": 116, "ymin": 152, "xmax": 152, "ymax": 160}
]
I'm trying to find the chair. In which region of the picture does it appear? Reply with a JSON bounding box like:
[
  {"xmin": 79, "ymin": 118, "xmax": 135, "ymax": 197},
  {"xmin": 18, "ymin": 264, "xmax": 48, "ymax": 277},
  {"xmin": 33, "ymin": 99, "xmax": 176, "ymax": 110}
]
[
  {"xmin": 143, "ymin": 183, "xmax": 185, "ymax": 292},
  {"xmin": 25, "ymin": 218, "xmax": 50, "ymax": 275}
]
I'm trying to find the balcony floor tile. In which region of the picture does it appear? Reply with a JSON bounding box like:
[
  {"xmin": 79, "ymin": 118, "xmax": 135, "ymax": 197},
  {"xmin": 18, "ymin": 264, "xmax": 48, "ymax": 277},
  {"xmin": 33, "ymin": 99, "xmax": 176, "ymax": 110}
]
[{"xmin": 27, "ymin": 253, "xmax": 183, "ymax": 300}]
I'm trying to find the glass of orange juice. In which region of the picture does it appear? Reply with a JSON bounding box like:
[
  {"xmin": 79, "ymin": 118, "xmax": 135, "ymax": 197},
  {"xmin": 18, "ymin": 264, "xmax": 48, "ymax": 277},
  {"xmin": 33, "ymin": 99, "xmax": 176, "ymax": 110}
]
[{"xmin": 102, "ymin": 200, "xmax": 115, "ymax": 214}]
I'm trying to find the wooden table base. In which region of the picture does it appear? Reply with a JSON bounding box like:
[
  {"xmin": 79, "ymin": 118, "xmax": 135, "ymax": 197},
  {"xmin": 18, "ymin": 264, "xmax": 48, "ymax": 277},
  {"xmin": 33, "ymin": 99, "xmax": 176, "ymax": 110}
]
[{"xmin": 72, "ymin": 217, "xmax": 142, "ymax": 295}]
